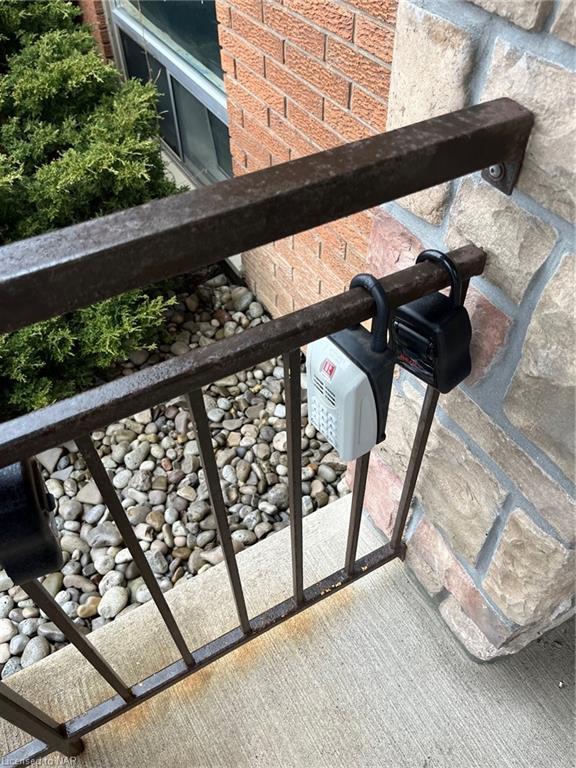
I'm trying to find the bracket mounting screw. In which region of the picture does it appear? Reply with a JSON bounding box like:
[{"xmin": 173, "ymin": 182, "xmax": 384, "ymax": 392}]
[{"xmin": 488, "ymin": 164, "xmax": 505, "ymax": 181}]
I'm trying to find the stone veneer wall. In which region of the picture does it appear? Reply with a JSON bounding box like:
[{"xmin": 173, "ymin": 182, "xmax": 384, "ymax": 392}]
[
  {"xmin": 221, "ymin": 0, "xmax": 575, "ymax": 658},
  {"xmin": 352, "ymin": 0, "xmax": 575, "ymax": 659}
]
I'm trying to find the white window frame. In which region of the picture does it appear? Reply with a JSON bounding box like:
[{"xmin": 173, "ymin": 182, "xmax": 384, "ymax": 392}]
[{"xmin": 107, "ymin": 1, "xmax": 230, "ymax": 185}]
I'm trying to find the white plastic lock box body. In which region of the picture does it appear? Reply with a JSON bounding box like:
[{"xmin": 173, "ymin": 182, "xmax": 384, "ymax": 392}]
[{"xmin": 306, "ymin": 337, "xmax": 378, "ymax": 462}]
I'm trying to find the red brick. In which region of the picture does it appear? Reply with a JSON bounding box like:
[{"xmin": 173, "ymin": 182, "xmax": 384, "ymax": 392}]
[
  {"xmin": 220, "ymin": 50, "xmax": 236, "ymax": 77},
  {"xmin": 263, "ymin": 2, "xmax": 325, "ymax": 57},
  {"xmin": 293, "ymin": 230, "xmax": 321, "ymax": 258},
  {"xmin": 346, "ymin": 0, "xmax": 397, "ymax": 24},
  {"xmin": 286, "ymin": 101, "xmax": 342, "ymax": 151},
  {"xmin": 216, "ymin": 2, "xmax": 232, "ymax": 26},
  {"xmin": 326, "ymin": 38, "xmax": 391, "ymax": 99},
  {"xmin": 292, "ymin": 259, "xmax": 322, "ymax": 294},
  {"xmin": 225, "ymin": 78, "xmax": 269, "ymax": 124},
  {"xmin": 285, "ymin": 43, "xmax": 350, "ymax": 106},
  {"xmin": 231, "ymin": 9, "xmax": 283, "ymax": 60},
  {"xmin": 268, "ymin": 112, "xmax": 317, "ymax": 158},
  {"xmin": 235, "ymin": 62, "xmax": 285, "ymax": 114},
  {"xmin": 245, "ymin": 153, "xmax": 270, "ymax": 171},
  {"xmin": 273, "ymin": 236, "xmax": 295, "ymax": 262},
  {"xmin": 243, "ymin": 114, "xmax": 291, "ymax": 162},
  {"xmin": 276, "ymin": 288, "xmax": 295, "ymax": 315},
  {"xmin": 218, "ymin": 27, "xmax": 265, "ymax": 75},
  {"xmin": 231, "ymin": 0, "xmax": 263, "ymax": 21},
  {"xmin": 319, "ymin": 269, "xmax": 347, "ymax": 298},
  {"xmin": 233, "ymin": 124, "xmax": 271, "ymax": 166},
  {"xmin": 284, "ymin": 0, "xmax": 354, "ymax": 41},
  {"xmin": 367, "ymin": 210, "xmax": 423, "ymax": 277},
  {"xmin": 274, "ymin": 251, "xmax": 295, "ymax": 283},
  {"xmin": 227, "ymin": 101, "xmax": 244, "ymax": 129},
  {"xmin": 350, "ymin": 86, "xmax": 388, "ymax": 132},
  {"xmin": 335, "ymin": 210, "xmax": 373, "ymax": 254},
  {"xmin": 232, "ymin": 157, "xmax": 246, "ymax": 176},
  {"xmin": 323, "ymin": 100, "xmax": 372, "ymax": 143},
  {"xmin": 354, "ymin": 15, "xmax": 395, "ymax": 64},
  {"xmin": 317, "ymin": 223, "xmax": 347, "ymax": 261},
  {"xmin": 464, "ymin": 288, "xmax": 512, "ymax": 385},
  {"xmin": 265, "ymin": 59, "xmax": 323, "ymax": 118}
]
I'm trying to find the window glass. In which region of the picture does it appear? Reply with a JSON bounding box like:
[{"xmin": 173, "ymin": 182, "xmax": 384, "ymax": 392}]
[
  {"xmin": 209, "ymin": 111, "xmax": 233, "ymax": 178},
  {"xmin": 126, "ymin": 0, "xmax": 223, "ymax": 83},
  {"xmin": 120, "ymin": 31, "xmax": 180, "ymax": 154},
  {"xmin": 172, "ymin": 79, "xmax": 231, "ymax": 183}
]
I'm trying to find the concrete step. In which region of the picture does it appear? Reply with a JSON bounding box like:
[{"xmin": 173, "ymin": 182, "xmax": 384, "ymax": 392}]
[{"xmin": 1, "ymin": 496, "xmax": 573, "ymax": 767}]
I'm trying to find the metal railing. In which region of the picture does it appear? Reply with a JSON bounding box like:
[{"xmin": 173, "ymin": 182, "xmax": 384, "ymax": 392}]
[{"xmin": 0, "ymin": 99, "xmax": 531, "ymax": 765}]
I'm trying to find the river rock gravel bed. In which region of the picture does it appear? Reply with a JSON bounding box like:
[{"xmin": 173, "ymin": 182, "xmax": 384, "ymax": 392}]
[{"xmin": 0, "ymin": 270, "xmax": 349, "ymax": 678}]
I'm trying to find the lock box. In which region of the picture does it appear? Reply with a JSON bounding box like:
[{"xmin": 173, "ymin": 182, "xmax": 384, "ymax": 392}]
[
  {"xmin": 393, "ymin": 250, "xmax": 472, "ymax": 393},
  {"xmin": 306, "ymin": 274, "xmax": 395, "ymax": 462},
  {"xmin": 0, "ymin": 459, "xmax": 62, "ymax": 585}
]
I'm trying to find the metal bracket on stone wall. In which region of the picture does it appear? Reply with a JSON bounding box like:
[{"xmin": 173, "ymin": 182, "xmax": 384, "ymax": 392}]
[{"xmin": 482, "ymin": 155, "xmax": 528, "ymax": 195}]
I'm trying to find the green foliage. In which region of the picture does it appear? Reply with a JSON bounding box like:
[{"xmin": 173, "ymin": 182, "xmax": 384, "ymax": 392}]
[
  {"xmin": 0, "ymin": 0, "xmax": 179, "ymax": 419},
  {"xmin": 0, "ymin": 29, "xmax": 119, "ymax": 121},
  {"xmin": 0, "ymin": 0, "xmax": 79, "ymax": 70}
]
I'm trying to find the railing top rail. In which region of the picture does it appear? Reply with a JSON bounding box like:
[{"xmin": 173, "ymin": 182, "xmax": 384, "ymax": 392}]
[
  {"xmin": 0, "ymin": 246, "xmax": 485, "ymax": 469},
  {"xmin": 0, "ymin": 98, "xmax": 530, "ymax": 334}
]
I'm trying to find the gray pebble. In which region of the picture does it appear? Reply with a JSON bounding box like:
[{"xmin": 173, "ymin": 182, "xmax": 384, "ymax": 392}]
[{"xmin": 21, "ymin": 636, "xmax": 50, "ymax": 668}]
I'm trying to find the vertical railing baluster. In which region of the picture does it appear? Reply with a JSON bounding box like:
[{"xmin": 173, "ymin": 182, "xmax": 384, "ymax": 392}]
[
  {"xmin": 283, "ymin": 350, "xmax": 304, "ymax": 606},
  {"xmin": 22, "ymin": 580, "xmax": 132, "ymax": 702},
  {"xmin": 186, "ymin": 389, "xmax": 251, "ymax": 634},
  {"xmin": 344, "ymin": 452, "xmax": 370, "ymax": 577},
  {"xmin": 389, "ymin": 386, "xmax": 439, "ymax": 551},
  {"xmin": 76, "ymin": 436, "xmax": 195, "ymax": 667},
  {"xmin": 0, "ymin": 683, "xmax": 83, "ymax": 758}
]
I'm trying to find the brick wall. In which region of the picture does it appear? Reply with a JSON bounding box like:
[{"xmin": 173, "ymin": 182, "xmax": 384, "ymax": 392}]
[
  {"xmin": 77, "ymin": 0, "xmax": 113, "ymax": 59},
  {"xmin": 216, "ymin": 0, "xmax": 396, "ymax": 313},
  {"xmin": 220, "ymin": 0, "xmax": 575, "ymax": 659}
]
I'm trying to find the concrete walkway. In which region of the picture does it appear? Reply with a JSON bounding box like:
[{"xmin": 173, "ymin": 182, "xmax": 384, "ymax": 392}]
[{"xmin": 1, "ymin": 496, "xmax": 574, "ymax": 767}]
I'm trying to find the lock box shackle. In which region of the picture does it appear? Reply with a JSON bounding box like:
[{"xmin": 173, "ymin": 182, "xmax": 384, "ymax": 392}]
[
  {"xmin": 349, "ymin": 273, "xmax": 391, "ymax": 353},
  {"xmin": 416, "ymin": 250, "xmax": 464, "ymax": 307}
]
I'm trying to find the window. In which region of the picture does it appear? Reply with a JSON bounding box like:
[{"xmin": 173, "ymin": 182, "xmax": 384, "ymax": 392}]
[{"xmin": 111, "ymin": 0, "xmax": 232, "ymax": 186}]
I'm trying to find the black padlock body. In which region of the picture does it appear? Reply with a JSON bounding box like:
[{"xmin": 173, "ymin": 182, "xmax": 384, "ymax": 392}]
[
  {"xmin": 393, "ymin": 292, "xmax": 472, "ymax": 393},
  {"xmin": 0, "ymin": 460, "xmax": 63, "ymax": 585},
  {"xmin": 330, "ymin": 324, "xmax": 396, "ymax": 442}
]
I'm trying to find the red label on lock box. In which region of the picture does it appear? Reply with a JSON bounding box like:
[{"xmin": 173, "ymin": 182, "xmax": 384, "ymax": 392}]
[{"xmin": 321, "ymin": 358, "xmax": 336, "ymax": 379}]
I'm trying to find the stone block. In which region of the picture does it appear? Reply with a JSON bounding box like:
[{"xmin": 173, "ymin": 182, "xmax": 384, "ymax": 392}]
[
  {"xmin": 468, "ymin": 0, "xmax": 553, "ymax": 30},
  {"xmin": 419, "ymin": 421, "xmax": 506, "ymax": 562},
  {"xmin": 376, "ymin": 384, "xmax": 506, "ymax": 563},
  {"xmin": 504, "ymin": 255, "xmax": 576, "ymax": 478},
  {"xmin": 447, "ymin": 179, "xmax": 556, "ymax": 303},
  {"xmin": 483, "ymin": 509, "xmax": 575, "ymax": 625},
  {"xmin": 482, "ymin": 41, "xmax": 576, "ymax": 222},
  {"xmin": 551, "ymin": 0, "xmax": 576, "ymax": 46},
  {"xmin": 374, "ymin": 383, "xmax": 422, "ymax": 477},
  {"xmin": 367, "ymin": 211, "xmax": 423, "ymax": 276},
  {"xmin": 439, "ymin": 595, "xmax": 511, "ymax": 661},
  {"xmin": 441, "ymin": 387, "xmax": 575, "ymax": 544},
  {"xmin": 348, "ymin": 452, "xmax": 404, "ymax": 538},
  {"xmin": 464, "ymin": 286, "xmax": 512, "ymax": 384},
  {"xmin": 407, "ymin": 516, "xmax": 514, "ymax": 646},
  {"xmin": 387, "ymin": 1, "xmax": 475, "ymax": 224}
]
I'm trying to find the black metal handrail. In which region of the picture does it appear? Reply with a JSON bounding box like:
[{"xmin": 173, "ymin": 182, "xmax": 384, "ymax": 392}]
[
  {"xmin": 0, "ymin": 98, "xmax": 531, "ymax": 334},
  {"xmin": 0, "ymin": 99, "xmax": 532, "ymax": 765}
]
